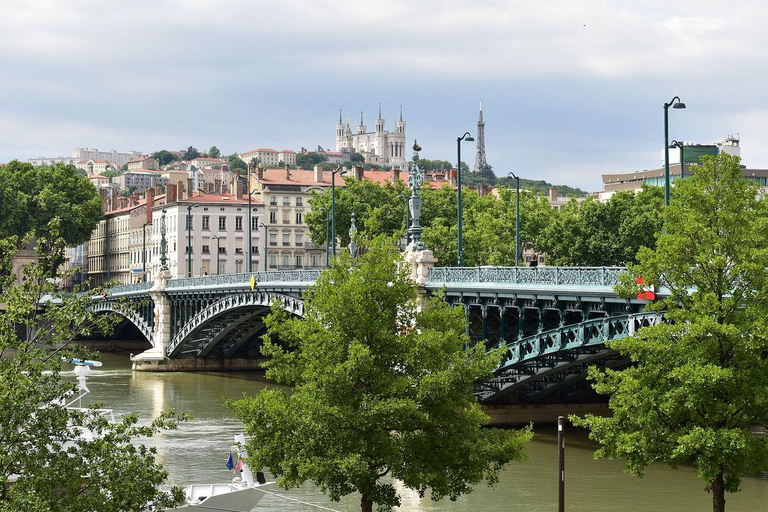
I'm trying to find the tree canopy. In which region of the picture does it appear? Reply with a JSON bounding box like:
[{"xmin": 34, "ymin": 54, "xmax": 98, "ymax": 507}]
[
  {"xmin": 182, "ymin": 146, "xmax": 200, "ymax": 161},
  {"xmin": 572, "ymin": 154, "xmax": 768, "ymax": 512},
  {"xmin": 152, "ymin": 150, "xmax": 179, "ymax": 166},
  {"xmin": 229, "ymin": 236, "xmax": 530, "ymax": 512},
  {"xmin": 296, "ymin": 152, "xmax": 325, "ymax": 169},
  {"xmin": 208, "ymin": 145, "xmax": 221, "ymax": 158},
  {"xmin": 0, "ymin": 161, "xmax": 102, "ymax": 248},
  {"xmin": 227, "ymin": 153, "xmax": 247, "ymax": 172},
  {"xmin": 0, "ymin": 232, "xmax": 186, "ymax": 511}
]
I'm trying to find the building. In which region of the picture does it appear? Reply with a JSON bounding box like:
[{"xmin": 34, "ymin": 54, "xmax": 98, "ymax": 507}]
[
  {"xmin": 190, "ymin": 156, "xmax": 227, "ymax": 169},
  {"xmin": 238, "ymin": 149, "xmax": 296, "ymax": 167},
  {"xmin": 598, "ymin": 136, "xmax": 763, "ymax": 201},
  {"xmin": 87, "ymin": 173, "xmax": 111, "ymax": 188},
  {"xmin": 77, "ymin": 159, "xmax": 116, "ymax": 174},
  {"xmin": 114, "ymin": 171, "xmax": 169, "ymax": 191},
  {"xmin": 149, "ymin": 186, "xmax": 262, "ymax": 278},
  {"xmin": 127, "ymin": 155, "xmax": 160, "ymax": 171},
  {"xmin": 335, "ymin": 105, "xmax": 407, "ymax": 169},
  {"xmin": 29, "ymin": 148, "xmax": 142, "ymax": 167}
]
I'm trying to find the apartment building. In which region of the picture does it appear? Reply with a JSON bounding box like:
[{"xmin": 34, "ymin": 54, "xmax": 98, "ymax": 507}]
[{"xmin": 238, "ymin": 148, "xmax": 296, "ymax": 167}]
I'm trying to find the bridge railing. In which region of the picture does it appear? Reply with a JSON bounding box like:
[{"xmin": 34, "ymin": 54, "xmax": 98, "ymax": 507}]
[
  {"xmin": 165, "ymin": 270, "xmax": 323, "ymax": 289},
  {"xmin": 428, "ymin": 266, "xmax": 626, "ymax": 287},
  {"xmin": 108, "ymin": 282, "xmax": 153, "ymax": 294}
]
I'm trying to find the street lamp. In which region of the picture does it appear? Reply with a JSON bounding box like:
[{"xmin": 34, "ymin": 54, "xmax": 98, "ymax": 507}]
[
  {"xmin": 142, "ymin": 222, "xmax": 150, "ymax": 282},
  {"xmin": 331, "ymin": 168, "xmax": 347, "ymax": 257},
  {"xmin": 212, "ymin": 235, "xmax": 220, "ymax": 275},
  {"xmin": 186, "ymin": 204, "xmax": 199, "ymax": 278},
  {"xmin": 247, "ymin": 160, "xmax": 260, "ymax": 274},
  {"xmin": 398, "ymin": 193, "xmax": 411, "ymax": 247},
  {"xmin": 664, "ymin": 96, "xmax": 686, "ymax": 206},
  {"xmin": 507, "ymin": 172, "xmax": 521, "ymax": 267},
  {"xmin": 671, "ymin": 140, "xmax": 685, "ymax": 181},
  {"xmin": 456, "ymin": 132, "xmax": 474, "ymax": 267},
  {"xmin": 318, "ymin": 207, "xmax": 330, "ymax": 267},
  {"xmin": 258, "ymin": 222, "xmax": 268, "ymax": 272}
]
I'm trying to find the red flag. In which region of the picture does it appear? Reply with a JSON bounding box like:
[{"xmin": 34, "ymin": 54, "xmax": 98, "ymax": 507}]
[{"xmin": 636, "ymin": 276, "xmax": 655, "ymax": 301}]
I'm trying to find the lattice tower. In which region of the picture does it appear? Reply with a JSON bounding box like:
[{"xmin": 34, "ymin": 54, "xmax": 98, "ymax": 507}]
[{"xmin": 473, "ymin": 101, "xmax": 487, "ymax": 173}]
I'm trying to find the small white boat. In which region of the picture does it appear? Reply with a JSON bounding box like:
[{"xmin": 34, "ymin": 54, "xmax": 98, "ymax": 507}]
[{"xmin": 163, "ymin": 434, "xmax": 274, "ymax": 511}]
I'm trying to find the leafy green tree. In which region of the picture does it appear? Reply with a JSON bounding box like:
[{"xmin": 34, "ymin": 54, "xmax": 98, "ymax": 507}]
[
  {"xmin": 0, "ymin": 231, "xmax": 186, "ymax": 511},
  {"xmin": 152, "ymin": 150, "xmax": 178, "ymax": 166},
  {"xmin": 464, "ymin": 164, "xmax": 497, "ymax": 186},
  {"xmin": 229, "ymin": 236, "xmax": 531, "ymax": 512},
  {"xmin": 227, "ymin": 154, "xmax": 247, "ymax": 173},
  {"xmin": 101, "ymin": 170, "xmax": 120, "ymax": 180},
  {"xmin": 572, "ymin": 154, "xmax": 768, "ymax": 512},
  {"xmin": 182, "ymin": 146, "xmax": 200, "ymax": 161},
  {"xmin": 0, "ymin": 161, "xmax": 103, "ymax": 250},
  {"xmin": 296, "ymin": 152, "xmax": 325, "ymax": 170},
  {"xmin": 350, "ymin": 152, "xmax": 365, "ymax": 163},
  {"xmin": 208, "ymin": 146, "xmax": 221, "ymax": 158}
]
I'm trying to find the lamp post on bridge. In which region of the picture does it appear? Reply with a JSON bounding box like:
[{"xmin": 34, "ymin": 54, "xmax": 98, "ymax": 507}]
[
  {"xmin": 212, "ymin": 235, "xmax": 220, "ymax": 275},
  {"xmin": 186, "ymin": 203, "xmax": 199, "ymax": 278},
  {"xmin": 247, "ymin": 160, "xmax": 260, "ymax": 274},
  {"xmin": 398, "ymin": 193, "xmax": 411, "ymax": 247},
  {"xmin": 456, "ymin": 131, "xmax": 474, "ymax": 267},
  {"xmin": 142, "ymin": 222, "xmax": 150, "ymax": 282},
  {"xmin": 507, "ymin": 172, "xmax": 521, "ymax": 267},
  {"xmin": 671, "ymin": 140, "xmax": 685, "ymax": 181},
  {"xmin": 258, "ymin": 222, "xmax": 268, "ymax": 271},
  {"xmin": 317, "ymin": 207, "xmax": 330, "ymax": 267},
  {"xmin": 664, "ymin": 96, "xmax": 686, "ymax": 206},
  {"xmin": 331, "ymin": 167, "xmax": 347, "ymax": 257}
]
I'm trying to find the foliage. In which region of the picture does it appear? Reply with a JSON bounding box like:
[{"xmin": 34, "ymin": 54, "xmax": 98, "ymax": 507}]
[
  {"xmin": 182, "ymin": 146, "xmax": 200, "ymax": 161},
  {"xmin": 538, "ymin": 186, "xmax": 664, "ymax": 266},
  {"xmin": 101, "ymin": 170, "xmax": 120, "ymax": 181},
  {"xmin": 0, "ymin": 232, "xmax": 187, "ymax": 511},
  {"xmin": 416, "ymin": 158, "xmax": 454, "ymax": 171},
  {"xmin": 152, "ymin": 150, "xmax": 179, "ymax": 166},
  {"xmin": 571, "ymin": 154, "xmax": 768, "ymax": 512},
  {"xmin": 463, "ymin": 164, "xmax": 497, "ymax": 186},
  {"xmin": 0, "ymin": 161, "xmax": 103, "ymax": 250},
  {"xmin": 296, "ymin": 152, "xmax": 325, "ymax": 169},
  {"xmin": 229, "ymin": 237, "xmax": 530, "ymax": 512},
  {"xmin": 496, "ymin": 177, "xmax": 590, "ymax": 197},
  {"xmin": 350, "ymin": 152, "xmax": 365, "ymax": 163},
  {"xmin": 227, "ymin": 153, "xmax": 247, "ymax": 173},
  {"xmin": 208, "ymin": 145, "xmax": 221, "ymax": 159}
]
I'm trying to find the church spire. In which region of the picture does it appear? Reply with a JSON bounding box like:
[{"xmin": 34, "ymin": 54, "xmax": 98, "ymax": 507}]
[
  {"xmin": 360, "ymin": 111, "xmax": 364, "ymax": 127},
  {"xmin": 400, "ymin": 105, "xmax": 403, "ymax": 121},
  {"xmin": 378, "ymin": 103, "xmax": 382, "ymax": 119},
  {"xmin": 339, "ymin": 108, "xmax": 342, "ymax": 124},
  {"xmin": 473, "ymin": 101, "xmax": 487, "ymax": 173}
]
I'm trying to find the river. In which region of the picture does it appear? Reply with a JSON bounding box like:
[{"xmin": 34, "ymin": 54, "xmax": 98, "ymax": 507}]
[{"xmin": 67, "ymin": 353, "xmax": 768, "ymax": 511}]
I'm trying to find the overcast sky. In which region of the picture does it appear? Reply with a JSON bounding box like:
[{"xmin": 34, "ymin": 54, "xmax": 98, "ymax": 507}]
[{"xmin": 1, "ymin": 0, "xmax": 766, "ymax": 191}]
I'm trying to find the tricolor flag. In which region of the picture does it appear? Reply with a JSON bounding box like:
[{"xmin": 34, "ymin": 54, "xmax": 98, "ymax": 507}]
[
  {"xmin": 226, "ymin": 451, "xmax": 234, "ymax": 471},
  {"xmin": 234, "ymin": 459, "xmax": 243, "ymax": 473}
]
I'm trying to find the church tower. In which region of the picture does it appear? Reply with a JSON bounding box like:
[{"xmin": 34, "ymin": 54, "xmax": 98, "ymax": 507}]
[
  {"xmin": 473, "ymin": 102, "xmax": 487, "ymax": 172},
  {"xmin": 335, "ymin": 109, "xmax": 345, "ymax": 150},
  {"xmin": 395, "ymin": 105, "xmax": 406, "ymax": 135},
  {"xmin": 357, "ymin": 111, "xmax": 367, "ymax": 135},
  {"xmin": 375, "ymin": 103, "xmax": 385, "ymax": 134}
]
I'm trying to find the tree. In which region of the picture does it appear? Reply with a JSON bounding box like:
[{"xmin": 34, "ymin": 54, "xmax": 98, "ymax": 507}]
[
  {"xmin": 152, "ymin": 150, "xmax": 178, "ymax": 166},
  {"xmin": 208, "ymin": 146, "xmax": 221, "ymax": 159},
  {"xmin": 572, "ymin": 154, "xmax": 768, "ymax": 512},
  {"xmin": 229, "ymin": 236, "xmax": 531, "ymax": 512},
  {"xmin": 0, "ymin": 230, "xmax": 186, "ymax": 510},
  {"xmin": 350, "ymin": 152, "xmax": 365, "ymax": 163},
  {"xmin": 0, "ymin": 161, "xmax": 103, "ymax": 250},
  {"xmin": 295, "ymin": 152, "xmax": 324, "ymax": 170},
  {"xmin": 182, "ymin": 146, "xmax": 200, "ymax": 161},
  {"xmin": 101, "ymin": 170, "xmax": 120, "ymax": 181},
  {"xmin": 227, "ymin": 154, "xmax": 247, "ymax": 173}
]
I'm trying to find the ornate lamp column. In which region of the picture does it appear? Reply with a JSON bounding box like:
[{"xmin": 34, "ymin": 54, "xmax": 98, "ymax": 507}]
[{"xmin": 407, "ymin": 141, "xmax": 426, "ymax": 251}]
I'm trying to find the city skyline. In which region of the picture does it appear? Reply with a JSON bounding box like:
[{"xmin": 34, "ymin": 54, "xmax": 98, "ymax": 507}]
[{"xmin": 2, "ymin": 1, "xmax": 767, "ymax": 191}]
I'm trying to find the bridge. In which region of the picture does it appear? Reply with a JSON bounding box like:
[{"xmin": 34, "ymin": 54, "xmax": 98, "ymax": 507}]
[{"xmin": 99, "ymin": 259, "xmax": 658, "ymax": 404}]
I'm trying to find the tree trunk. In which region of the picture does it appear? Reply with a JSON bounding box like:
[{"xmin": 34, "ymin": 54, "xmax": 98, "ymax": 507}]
[
  {"xmin": 711, "ymin": 471, "xmax": 726, "ymax": 512},
  {"xmin": 361, "ymin": 494, "xmax": 373, "ymax": 512}
]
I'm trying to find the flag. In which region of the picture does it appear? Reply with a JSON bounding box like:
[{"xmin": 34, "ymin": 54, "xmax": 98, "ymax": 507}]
[
  {"xmin": 226, "ymin": 451, "xmax": 234, "ymax": 471},
  {"xmin": 234, "ymin": 459, "xmax": 243, "ymax": 473}
]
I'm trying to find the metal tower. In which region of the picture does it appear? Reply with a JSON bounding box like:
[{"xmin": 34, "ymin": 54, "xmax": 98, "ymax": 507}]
[{"xmin": 473, "ymin": 101, "xmax": 487, "ymax": 173}]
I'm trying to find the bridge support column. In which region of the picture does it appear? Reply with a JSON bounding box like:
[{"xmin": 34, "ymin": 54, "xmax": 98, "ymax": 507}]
[
  {"xmin": 131, "ymin": 270, "xmax": 173, "ymax": 370},
  {"xmin": 403, "ymin": 248, "xmax": 437, "ymax": 309}
]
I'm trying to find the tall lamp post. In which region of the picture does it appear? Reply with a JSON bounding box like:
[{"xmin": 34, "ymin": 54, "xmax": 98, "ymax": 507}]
[
  {"xmin": 331, "ymin": 168, "xmax": 347, "ymax": 257},
  {"xmin": 258, "ymin": 222, "xmax": 268, "ymax": 271},
  {"xmin": 671, "ymin": 140, "xmax": 685, "ymax": 180},
  {"xmin": 247, "ymin": 161, "xmax": 260, "ymax": 274},
  {"xmin": 212, "ymin": 235, "xmax": 220, "ymax": 275},
  {"xmin": 398, "ymin": 194, "xmax": 411, "ymax": 247},
  {"xmin": 142, "ymin": 222, "xmax": 150, "ymax": 282},
  {"xmin": 186, "ymin": 204, "xmax": 199, "ymax": 278},
  {"xmin": 456, "ymin": 132, "xmax": 474, "ymax": 267},
  {"xmin": 318, "ymin": 207, "xmax": 330, "ymax": 267},
  {"xmin": 507, "ymin": 172, "xmax": 521, "ymax": 266},
  {"xmin": 664, "ymin": 96, "xmax": 686, "ymax": 206}
]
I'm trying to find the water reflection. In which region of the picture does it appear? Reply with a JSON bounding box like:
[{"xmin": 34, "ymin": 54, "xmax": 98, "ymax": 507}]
[{"xmin": 63, "ymin": 353, "xmax": 768, "ymax": 512}]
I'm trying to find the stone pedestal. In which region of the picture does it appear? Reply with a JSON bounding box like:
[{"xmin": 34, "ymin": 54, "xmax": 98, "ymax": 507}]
[
  {"xmin": 403, "ymin": 248, "xmax": 438, "ymax": 308},
  {"xmin": 131, "ymin": 270, "xmax": 171, "ymax": 370}
]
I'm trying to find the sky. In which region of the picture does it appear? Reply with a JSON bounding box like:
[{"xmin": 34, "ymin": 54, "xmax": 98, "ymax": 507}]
[{"xmin": 1, "ymin": 0, "xmax": 767, "ymax": 192}]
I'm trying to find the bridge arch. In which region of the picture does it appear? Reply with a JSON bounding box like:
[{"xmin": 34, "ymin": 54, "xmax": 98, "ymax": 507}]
[
  {"xmin": 476, "ymin": 312, "xmax": 662, "ymax": 403},
  {"xmin": 91, "ymin": 301, "xmax": 155, "ymax": 346},
  {"xmin": 166, "ymin": 291, "xmax": 304, "ymax": 358}
]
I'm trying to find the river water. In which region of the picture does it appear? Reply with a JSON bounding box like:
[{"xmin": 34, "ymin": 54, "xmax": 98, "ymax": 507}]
[{"xmin": 67, "ymin": 353, "xmax": 768, "ymax": 511}]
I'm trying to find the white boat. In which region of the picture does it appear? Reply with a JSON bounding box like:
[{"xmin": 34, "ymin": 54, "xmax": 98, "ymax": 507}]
[{"xmin": 160, "ymin": 433, "xmax": 273, "ymax": 511}]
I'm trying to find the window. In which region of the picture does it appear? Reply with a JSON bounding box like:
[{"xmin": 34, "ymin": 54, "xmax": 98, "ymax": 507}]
[
  {"xmin": 269, "ymin": 233, "xmax": 277, "ymax": 246},
  {"xmin": 282, "ymin": 211, "xmax": 290, "ymax": 224},
  {"xmin": 282, "ymin": 254, "xmax": 290, "ymax": 267},
  {"xmin": 218, "ymin": 246, "xmax": 226, "ymax": 254},
  {"xmin": 235, "ymin": 216, "xmax": 243, "ymax": 231},
  {"xmin": 296, "ymin": 232, "xmax": 304, "ymax": 247},
  {"xmin": 235, "ymin": 261, "xmax": 243, "ymax": 274},
  {"xmin": 311, "ymin": 254, "xmax": 321, "ymax": 267},
  {"xmin": 295, "ymin": 254, "xmax": 303, "ymax": 268},
  {"xmin": 269, "ymin": 197, "xmax": 277, "ymax": 206},
  {"xmin": 251, "ymin": 246, "xmax": 259, "ymax": 254},
  {"xmin": 218, "ymin": 261, "xmax": 226, "ymax": 274},
  {"xmin": 296, "ymin": 197, "xmax": 303, "ymax": 207},
  {"xmin": 218, "ymin": 216, "xmax": 226, "ymax": 230},
  {"xmin": 282, "ymin": 196, "xmax": 291, "ymax": 207},
  {"xmin": 269, "ymin": 211, "xmax": 277, "ymax": 223},
  {"xmin": 282, "ymin": 232, "xmax": 290, "ymax": 246},
  {"xmin": 186, "ymin": 216, "xmax": 192, "ymax": 230},
  {"xmin": 235, "ymin": 247, "xmax": 243, "ymax": 254},
  {"xmin": 269, "ymin": 254, "xmax": 277, "ymax": 268},
  {"xmin": 202, "ymin": 245, "xmax": 210, "ymax": 254},
  {"xmin": 295, "ymin": 212, "xmax": 303, "ymax": 224},
  {"xmin": 251, "ymin": 216, "xmax": 259, "ymax": 231}
]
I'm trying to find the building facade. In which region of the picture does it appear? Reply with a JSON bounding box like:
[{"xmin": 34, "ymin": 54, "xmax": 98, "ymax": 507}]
[
  {"xmin": 238, "ymin": 149, "xmax": 296, "ymax": 167},
  {"xmin": 335, "ymin": 106, "xmax": 407, "ymax": 169}
]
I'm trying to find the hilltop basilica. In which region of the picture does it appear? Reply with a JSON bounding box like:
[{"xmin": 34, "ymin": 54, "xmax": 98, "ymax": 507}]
[{"xmin": 335, "ymin": 105, "xmax": 407, "ymax": 169}]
